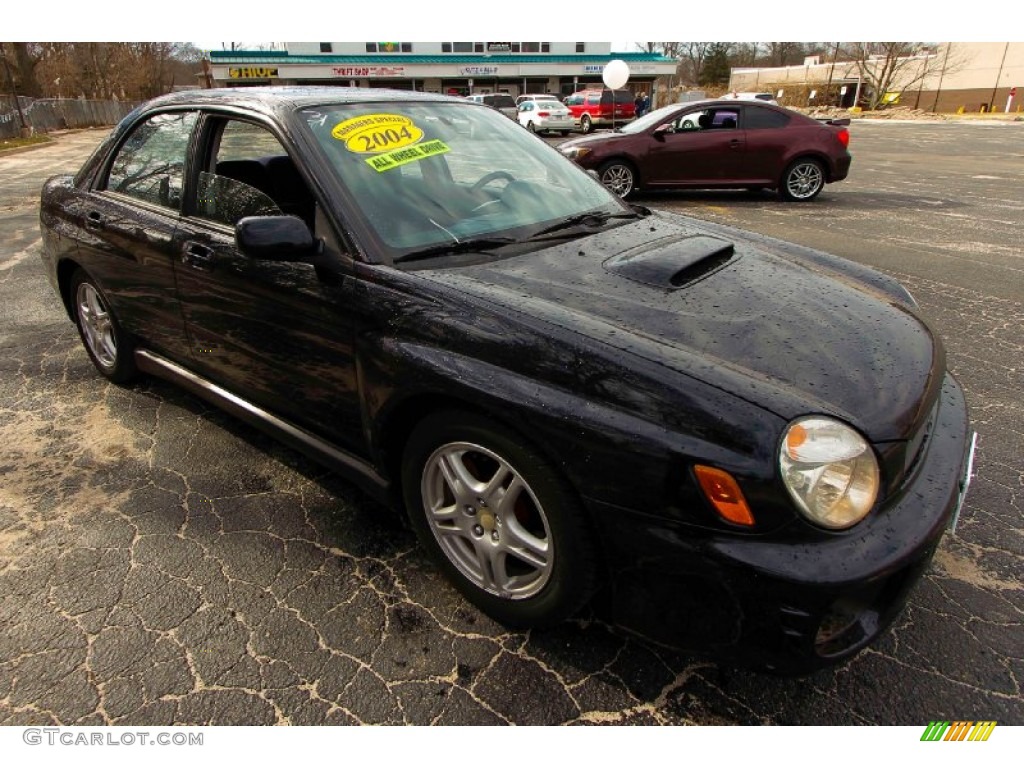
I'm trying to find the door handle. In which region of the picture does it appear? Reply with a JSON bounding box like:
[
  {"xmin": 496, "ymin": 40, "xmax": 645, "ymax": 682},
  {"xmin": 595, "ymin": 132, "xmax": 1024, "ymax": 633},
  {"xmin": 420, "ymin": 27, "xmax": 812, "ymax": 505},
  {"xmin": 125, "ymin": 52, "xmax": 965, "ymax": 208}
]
[
  {"xmin": 182, "ymin": 241, "xmax": 215, "ymax": 272},
  {"xmin": 85, "ymin": 211, "xmax": 104, "ymax": 230},
  {"xmin": 729, "ymin": 139, "xmax": 742, "ymax": 148}
]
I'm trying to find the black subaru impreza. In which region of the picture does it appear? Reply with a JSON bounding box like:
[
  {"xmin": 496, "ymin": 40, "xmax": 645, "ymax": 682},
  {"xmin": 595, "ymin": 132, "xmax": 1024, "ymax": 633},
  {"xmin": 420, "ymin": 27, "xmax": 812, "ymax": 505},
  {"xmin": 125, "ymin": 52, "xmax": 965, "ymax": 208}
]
[{"xmin": 39, "ymin": 87, "xmax": 975, "ymax": 673}]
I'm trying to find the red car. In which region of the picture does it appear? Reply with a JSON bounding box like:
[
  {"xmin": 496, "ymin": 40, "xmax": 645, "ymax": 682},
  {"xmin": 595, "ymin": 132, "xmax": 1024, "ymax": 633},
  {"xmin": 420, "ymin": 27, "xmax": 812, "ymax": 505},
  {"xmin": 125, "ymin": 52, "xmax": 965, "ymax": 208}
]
[
  {"xmin": 559, "ymin": 100, "xmax": 851, "ymax": 201},
  {"xmin": 563, "ymin": 88, "xmax": 636, "ymax": 133}
]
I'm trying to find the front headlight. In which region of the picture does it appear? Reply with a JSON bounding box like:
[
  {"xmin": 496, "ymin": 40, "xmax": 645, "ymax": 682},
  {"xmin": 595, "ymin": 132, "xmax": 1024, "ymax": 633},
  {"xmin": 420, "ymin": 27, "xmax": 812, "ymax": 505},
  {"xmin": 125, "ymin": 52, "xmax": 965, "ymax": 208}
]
[
  {"xmin": 779, "ymin": 417, "xmax": 880, "ymax": 530},
  {"xmin": 560, "ymin": 146, "xmax": 591, "ymax": 161}
]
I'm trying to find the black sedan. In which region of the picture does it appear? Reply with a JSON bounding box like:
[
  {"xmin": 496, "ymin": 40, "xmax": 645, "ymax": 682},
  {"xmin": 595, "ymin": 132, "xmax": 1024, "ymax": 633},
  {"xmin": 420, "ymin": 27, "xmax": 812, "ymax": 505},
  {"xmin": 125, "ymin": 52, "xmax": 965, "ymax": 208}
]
[{"xmin": 39, "ymin": 87, "xmax": 975, "ymax": 673}]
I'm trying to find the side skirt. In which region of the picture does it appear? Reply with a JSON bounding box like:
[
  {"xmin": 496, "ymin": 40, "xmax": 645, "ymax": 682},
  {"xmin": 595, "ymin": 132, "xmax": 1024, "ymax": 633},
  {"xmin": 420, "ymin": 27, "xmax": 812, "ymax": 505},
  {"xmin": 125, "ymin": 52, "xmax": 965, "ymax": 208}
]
[{"xmin": 134, "ymin": 349, "xmax": 392, "ymax": 504}]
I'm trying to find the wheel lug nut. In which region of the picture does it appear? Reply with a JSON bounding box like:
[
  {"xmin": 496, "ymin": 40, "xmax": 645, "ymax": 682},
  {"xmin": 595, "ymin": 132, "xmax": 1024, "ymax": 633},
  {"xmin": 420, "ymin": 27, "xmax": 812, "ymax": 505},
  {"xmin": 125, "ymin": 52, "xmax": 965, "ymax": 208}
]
[
  {"xmin": 491, "ymin": 531, "xmax": 499, "ymax": 541},
  {"xmin": 465, "ymin": 505, "xmax": 476, "ymax": 515},
  {"xmin": 473, "ymin": 525, "xmax": 484, "ymax": 536}
]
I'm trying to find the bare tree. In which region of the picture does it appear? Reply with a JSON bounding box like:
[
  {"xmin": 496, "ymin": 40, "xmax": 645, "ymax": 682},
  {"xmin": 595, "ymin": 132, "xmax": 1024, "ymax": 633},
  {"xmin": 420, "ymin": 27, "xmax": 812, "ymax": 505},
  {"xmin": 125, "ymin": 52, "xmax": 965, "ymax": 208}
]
[
  {"xmin": 841, "ymin": 42, "xmax": 967, "ymax": 110},
  {"xmin": 764, "ymin": 43, "xmax": 809, "ymax": 67},
  {"xmin": 677, "ymin": 42, "xmax": 718, "ymax": 85}
]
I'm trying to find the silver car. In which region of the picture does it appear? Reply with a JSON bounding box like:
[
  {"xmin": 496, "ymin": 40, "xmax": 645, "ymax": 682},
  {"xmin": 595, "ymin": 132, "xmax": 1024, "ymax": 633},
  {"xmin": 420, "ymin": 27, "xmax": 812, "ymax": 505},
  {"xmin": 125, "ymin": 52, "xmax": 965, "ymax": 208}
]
[{"xmin": 517, "ymin": 99, "xmax": 574, "ymax": 136}]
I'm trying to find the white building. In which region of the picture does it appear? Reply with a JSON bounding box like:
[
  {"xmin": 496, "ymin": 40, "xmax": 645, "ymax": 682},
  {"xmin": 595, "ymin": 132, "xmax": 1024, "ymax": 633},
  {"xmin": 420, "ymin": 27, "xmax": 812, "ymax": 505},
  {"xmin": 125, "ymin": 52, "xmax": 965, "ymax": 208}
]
[{"xmin": 728, "ymin": 43, "xmax": 1024, "ymax": 113}]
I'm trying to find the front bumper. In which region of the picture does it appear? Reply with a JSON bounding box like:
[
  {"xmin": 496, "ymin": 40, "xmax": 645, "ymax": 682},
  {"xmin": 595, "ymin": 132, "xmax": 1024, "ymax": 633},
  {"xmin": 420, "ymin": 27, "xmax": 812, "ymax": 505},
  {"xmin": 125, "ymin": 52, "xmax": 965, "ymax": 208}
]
[{"xmin": 590, "ymin": 373, "xmax": 973, "ymax": 674}]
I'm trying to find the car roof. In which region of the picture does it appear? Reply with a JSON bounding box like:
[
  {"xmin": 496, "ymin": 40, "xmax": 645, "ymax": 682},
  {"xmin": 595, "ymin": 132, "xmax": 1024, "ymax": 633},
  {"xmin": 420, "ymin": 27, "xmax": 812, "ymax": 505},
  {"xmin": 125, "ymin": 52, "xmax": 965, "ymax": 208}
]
[{"xmin": 133, "ymin": 86, "xmax": 464, "ymax": 115}]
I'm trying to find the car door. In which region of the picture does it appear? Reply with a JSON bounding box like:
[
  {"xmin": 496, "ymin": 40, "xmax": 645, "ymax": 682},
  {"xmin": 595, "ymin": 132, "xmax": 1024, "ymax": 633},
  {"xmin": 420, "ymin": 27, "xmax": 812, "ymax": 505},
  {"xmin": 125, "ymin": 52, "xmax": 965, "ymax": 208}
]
[
  {"xmin": 172, "ymin": 113, "xmax": 365, "ymax": 451},
  {"xmin": 68, "ymin": 109, "xmax": 198, "ymax": 360},
  {"xmin": 645, "ymin": 106, "xmax": 745, "ymax": 186},
  {"xmin": 738, "ymin": 104, "xmax": 794, "ymax": 184}
]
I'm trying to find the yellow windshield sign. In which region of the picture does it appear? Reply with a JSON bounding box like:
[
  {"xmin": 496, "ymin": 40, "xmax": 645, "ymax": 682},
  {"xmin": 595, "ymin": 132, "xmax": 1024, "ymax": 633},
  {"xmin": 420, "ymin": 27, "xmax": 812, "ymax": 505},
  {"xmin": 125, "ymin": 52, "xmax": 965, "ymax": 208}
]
[
  {"xmin": 366, "ymin": 140, "xmax": 451, "ymax": 172},
  {"xmin": 332, "ymin": 114, "xmax": 424, "ymax": 154}
]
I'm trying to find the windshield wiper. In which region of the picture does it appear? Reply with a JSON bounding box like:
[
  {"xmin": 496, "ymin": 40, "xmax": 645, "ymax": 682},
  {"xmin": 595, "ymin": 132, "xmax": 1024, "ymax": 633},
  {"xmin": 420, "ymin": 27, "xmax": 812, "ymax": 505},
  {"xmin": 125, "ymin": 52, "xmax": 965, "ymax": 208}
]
[
  {"xmin": 394, "ymin": 236, "xmax": 518, "ymax": 264},
  {"xmin": 528, "ymin": 210, "xmax": 643, "ymax": 239}
]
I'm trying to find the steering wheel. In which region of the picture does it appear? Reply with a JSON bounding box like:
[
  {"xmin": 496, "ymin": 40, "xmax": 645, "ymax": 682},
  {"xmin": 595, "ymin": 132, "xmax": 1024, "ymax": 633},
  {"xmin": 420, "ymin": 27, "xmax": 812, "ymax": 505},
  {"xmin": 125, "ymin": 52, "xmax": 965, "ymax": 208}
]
[
  {"xmin": 469, "ymin": 170, "xmax": 517, "ymax": 214},
  {"xmin": 471, "ymin": 170, "xmax": 516, "ymax": 193}
]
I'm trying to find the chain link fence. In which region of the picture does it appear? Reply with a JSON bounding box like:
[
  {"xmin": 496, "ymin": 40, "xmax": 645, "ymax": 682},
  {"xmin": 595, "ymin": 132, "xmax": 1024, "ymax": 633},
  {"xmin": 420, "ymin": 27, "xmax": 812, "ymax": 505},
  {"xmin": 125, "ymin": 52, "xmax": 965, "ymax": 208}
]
[{"xmin": 0, "ymin": 96, "xmax": 139, "ymax": 140}]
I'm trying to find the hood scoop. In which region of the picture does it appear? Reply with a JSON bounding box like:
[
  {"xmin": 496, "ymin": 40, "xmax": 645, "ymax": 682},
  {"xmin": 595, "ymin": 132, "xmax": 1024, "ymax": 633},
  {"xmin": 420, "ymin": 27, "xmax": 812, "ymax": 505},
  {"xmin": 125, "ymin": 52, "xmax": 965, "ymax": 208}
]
[{"xmin": 603, "ymin": 235, "xmax": 736, "ymax": 289}]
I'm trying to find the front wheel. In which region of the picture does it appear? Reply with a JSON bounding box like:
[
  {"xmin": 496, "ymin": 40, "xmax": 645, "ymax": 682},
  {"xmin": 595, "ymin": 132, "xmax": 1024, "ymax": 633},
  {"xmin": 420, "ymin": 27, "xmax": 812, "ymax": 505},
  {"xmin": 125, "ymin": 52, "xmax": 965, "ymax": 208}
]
[
  {"xmin": 580, "ymin": 115, "xmax": 593, "ymax": 134},
  {"xmin": 779, "ymin": 158, "xmax": 825, "ymax": 202},
  {"xmin": 598, "ymin": 160, "xmax": 637, "ymax": 199},
  {"xmin": 70, "ymin": 268, "xmax": 137, "ymax": 383},
  {"xmin": 402, "ymin": 410, "xmax": 598, "ymax": 628}
]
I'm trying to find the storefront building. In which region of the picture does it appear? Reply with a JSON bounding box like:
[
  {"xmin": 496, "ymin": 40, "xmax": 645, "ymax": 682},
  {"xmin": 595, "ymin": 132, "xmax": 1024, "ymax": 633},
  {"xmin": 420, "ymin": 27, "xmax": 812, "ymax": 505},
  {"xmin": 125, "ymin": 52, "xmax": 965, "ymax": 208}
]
[{"xmin": 207, "ymin": 42, "xmax": 677, "ymax": 99}]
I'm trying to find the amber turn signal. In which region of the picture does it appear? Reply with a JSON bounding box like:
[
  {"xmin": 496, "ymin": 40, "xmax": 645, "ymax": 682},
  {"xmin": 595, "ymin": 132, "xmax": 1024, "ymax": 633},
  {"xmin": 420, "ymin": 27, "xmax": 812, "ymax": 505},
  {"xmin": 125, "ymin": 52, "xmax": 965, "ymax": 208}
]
[{"xmin": 694, "ymin": 465, "xmax": 755, "ymax": 526}]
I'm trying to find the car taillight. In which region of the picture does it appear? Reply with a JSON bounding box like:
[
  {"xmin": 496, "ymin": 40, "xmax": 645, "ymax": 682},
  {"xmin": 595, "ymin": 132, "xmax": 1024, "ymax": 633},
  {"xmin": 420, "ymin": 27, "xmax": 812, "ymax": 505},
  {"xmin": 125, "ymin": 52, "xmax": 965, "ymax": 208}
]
[
  {"xmin": 538, "ymin": 111, "xmax": 550, "ymax": 117},
  {"xmin": 836, "ymin": 128, "xmax": 850, "ymax": 148}
]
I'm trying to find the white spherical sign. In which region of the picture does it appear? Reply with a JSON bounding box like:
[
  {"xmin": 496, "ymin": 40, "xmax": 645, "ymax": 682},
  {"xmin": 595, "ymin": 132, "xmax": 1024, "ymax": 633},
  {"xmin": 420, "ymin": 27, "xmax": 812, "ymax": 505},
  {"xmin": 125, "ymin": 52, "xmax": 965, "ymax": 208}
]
[{"xmin": 602, "ymin": 59, "xmax": 630, "ymax": 90}]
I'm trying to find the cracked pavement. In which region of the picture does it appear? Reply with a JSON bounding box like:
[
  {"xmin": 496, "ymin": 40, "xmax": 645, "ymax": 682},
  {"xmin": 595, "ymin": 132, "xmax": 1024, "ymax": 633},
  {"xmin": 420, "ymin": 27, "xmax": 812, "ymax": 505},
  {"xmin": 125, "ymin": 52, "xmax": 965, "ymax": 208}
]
[{"xmin": 0, "ymin": 125, "xmax": 1021, "ymax": 726}]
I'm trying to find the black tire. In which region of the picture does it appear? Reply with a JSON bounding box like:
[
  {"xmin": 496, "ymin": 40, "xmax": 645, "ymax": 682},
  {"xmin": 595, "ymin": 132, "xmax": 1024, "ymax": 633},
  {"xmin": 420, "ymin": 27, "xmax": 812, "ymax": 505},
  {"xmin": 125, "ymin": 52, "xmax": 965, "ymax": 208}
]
[
  {"xmin": 779, "ymin": 158, "xmax": 826, "ymax": 202},
  {"xmin": 526, "ymin": 121, "xmax": 537, "ymax": 133},
  {"xmin": 598, "ymin": 160, "xmax": 638, "ymax": 199},
  {"xmin": 559, "ymin": 130, "xmax": 570, "ymax": 137},
  {"xmin": 580, "ymin": 114, "xmax": 593, "ymax": 134},
  {"xmin": 402, "ymin": 410, "xmax": 598, "ymax": 628},
  {"xmin": 69, "ymin": 268, "xmax": 137, "ymax": 383}
]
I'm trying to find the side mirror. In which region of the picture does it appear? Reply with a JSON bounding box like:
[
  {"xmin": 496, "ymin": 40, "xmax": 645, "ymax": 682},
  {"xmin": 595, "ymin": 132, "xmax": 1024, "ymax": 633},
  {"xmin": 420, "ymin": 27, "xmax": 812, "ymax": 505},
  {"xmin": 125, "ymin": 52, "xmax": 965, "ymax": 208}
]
[{"xmin": 235, "ymin": 215, "xmax": 316, "ymax": 261}]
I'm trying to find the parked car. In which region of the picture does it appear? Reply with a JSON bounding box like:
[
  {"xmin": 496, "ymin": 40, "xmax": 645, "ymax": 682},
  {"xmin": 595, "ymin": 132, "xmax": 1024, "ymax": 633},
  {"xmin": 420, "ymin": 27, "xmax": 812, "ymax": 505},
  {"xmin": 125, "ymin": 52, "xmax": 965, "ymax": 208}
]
[
  {"xmin": 517, "ymin": 98, "xmax": 573, "ymax": 136},
  {"xmin": 467, "ymin": 92, "xmax": 518, "ymax": 119},
  {"xmin": 721, "ymin": 91, "xmax": 780, "ymax": 105},
  {"xmin": 563, "ymin": 88, "xmax": 635, "ymax": 133},
  {"xmin": 39, "ymin": 87, "xmax": 974, "ymax": 673},
  {"xmin": 516, "ymin": 93, "xmax": 562, "ymax": 105},
  {"xmin": 559, "ymin": 100, "xmax": 851, "ymax": 201}
]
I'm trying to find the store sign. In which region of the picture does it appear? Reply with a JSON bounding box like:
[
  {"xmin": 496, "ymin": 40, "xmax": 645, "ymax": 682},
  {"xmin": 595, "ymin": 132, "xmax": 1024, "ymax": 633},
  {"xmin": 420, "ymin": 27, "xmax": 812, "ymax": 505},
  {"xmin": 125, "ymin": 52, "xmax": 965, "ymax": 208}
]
[
  {"xmin": 228, "ymin": 67, "xmax": 278, "ymax": 79},
  {"xmin": 487, "ymin": 42, "xmax": 512, "ymax": 53},
  {"xmin": 459, "ymin": 66, "xmax": 499, "ymax": 76},
  {"xmin": 583, "ymin": 65, "xmax": 604, "ymax": 74},
  {"xmin": 332, "ymin": 66, "xmax": 406, "ymax": 77}
]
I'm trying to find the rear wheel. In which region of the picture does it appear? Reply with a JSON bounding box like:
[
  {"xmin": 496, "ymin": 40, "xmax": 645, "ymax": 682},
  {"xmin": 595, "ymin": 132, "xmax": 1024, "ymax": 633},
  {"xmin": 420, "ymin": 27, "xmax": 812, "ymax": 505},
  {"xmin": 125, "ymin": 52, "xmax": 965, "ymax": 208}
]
[
  {"xmin": 779, "ymin": 158, "xmax": 825, "ymax": 201},
  {"xmin": 402, "ymin": 410, "xmax": 598, "ymax": 628},
  {"xmin": 559, "ymin": 130, "xmax": 570, "ymax": 137},
  {"xmin": 70, "ymin": 268, "xmax": 137, "ymax": 383},
  {"xmin": 526, "ymin": 121, "xmax": 537, "ymax": 133},
  {"xmin": 598, "ymin": 160, "xmax": 637, "ymax": 199},
  {"xmin": 580, "ymin": 114, "xmax": 593, "ymax": 134}
]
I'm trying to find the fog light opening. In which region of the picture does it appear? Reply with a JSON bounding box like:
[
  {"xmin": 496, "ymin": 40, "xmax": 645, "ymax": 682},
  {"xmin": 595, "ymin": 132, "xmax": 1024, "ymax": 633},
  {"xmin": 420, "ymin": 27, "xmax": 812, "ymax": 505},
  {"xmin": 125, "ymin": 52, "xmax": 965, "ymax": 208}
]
[{"xmin": 814, "ymin": 597, "xmax": 876, "ymax": 657}]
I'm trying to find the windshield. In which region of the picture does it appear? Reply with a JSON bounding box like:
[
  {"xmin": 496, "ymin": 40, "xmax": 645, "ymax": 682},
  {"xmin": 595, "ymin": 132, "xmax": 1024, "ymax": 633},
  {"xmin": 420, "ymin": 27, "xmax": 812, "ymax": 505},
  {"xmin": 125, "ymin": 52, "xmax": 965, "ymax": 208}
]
[
  {"xmin": 618, "ymin": 103, "xmax": 685, "ymax": 134},
  {"xmin": 299, "ymin": 101, "xmax": 624, "ymax": 263}
]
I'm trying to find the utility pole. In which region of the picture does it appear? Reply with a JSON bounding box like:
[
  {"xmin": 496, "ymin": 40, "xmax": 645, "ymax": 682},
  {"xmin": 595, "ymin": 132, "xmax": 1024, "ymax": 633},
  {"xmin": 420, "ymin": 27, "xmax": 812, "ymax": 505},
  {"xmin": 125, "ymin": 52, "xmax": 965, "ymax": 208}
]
[{"xmin": 988, "ymin": 42, "xmax": 1009, "ymax": 112}]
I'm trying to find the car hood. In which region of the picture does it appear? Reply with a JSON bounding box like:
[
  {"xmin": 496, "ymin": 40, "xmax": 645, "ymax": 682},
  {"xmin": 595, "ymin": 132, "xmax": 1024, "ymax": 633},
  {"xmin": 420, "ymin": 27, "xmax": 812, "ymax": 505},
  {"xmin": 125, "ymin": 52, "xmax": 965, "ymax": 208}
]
[
  {"xmin": 559, "ymin": 131, "xmax": 628, "ymax": 150},
  {"xmin": 414, "ymin": 214, "xmax": 940, "ymax": 442}
]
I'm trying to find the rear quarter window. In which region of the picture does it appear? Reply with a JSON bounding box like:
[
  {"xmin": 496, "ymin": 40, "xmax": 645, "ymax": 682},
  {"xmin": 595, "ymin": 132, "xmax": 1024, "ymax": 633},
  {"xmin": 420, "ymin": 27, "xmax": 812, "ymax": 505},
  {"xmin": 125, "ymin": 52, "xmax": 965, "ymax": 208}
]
[{"xmin": 744, "ymin": 107, "xmax": 790, "ymax": 129}]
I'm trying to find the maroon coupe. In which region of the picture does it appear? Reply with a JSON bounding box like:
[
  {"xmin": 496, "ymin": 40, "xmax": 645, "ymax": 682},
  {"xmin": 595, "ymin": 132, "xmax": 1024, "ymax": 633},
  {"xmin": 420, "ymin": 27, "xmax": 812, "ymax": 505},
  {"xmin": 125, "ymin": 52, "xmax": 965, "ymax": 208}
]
[{"xmin": 559, "ymin": 99, "xmax": 851, "ymax": 201}]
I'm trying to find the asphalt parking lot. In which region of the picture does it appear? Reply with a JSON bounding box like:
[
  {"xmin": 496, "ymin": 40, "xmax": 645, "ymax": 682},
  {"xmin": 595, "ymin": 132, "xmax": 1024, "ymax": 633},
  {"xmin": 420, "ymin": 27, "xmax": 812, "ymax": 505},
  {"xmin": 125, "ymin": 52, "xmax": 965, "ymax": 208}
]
[{"xmin": 1, "ymin": 121, "xmax": 1021, "ymax": 726}]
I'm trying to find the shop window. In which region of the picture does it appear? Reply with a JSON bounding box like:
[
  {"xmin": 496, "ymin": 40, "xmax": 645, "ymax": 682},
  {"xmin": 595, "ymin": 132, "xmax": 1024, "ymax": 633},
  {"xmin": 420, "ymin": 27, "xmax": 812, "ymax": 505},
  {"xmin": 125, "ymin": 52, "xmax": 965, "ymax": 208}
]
[
  {"xmin": 319, "ymin": 43, "xmax": 333, "ymax": 53},
  {"xmin": 576, "ymin": 42, "xmax": 585, "ymax": 53}
]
